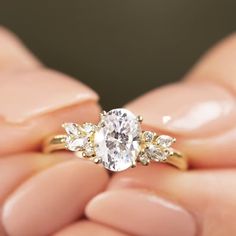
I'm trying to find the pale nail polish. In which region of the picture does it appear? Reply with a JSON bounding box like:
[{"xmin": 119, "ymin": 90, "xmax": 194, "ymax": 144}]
[
  {"xmin": 126, "ymin": 82, "xmax": 236, "ymax": 138},
  {"xmin": 2, "ymin": 160, "xmax": 109, "ymax": 236},
  {"xmin": 86, "ymin": 189, "xmax": 196, "ymax": 236},
  {"xmin": 0, "ymin": 152, "xmax": 73, "ymax": 204},
  {"xmin": 0, "ymin": 68, "xmax": 98, "ymax": 124},
  {"xmin": 0, "ymin": 68, "xmax": 100, "ymax": 156},
  {"xmin": 54, "ymin": 220, "xmax": 129, "ymax": 236}
]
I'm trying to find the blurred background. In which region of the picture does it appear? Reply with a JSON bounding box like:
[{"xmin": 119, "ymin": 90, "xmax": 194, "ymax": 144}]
[{"xmin": 0, "ymin": 0, "xmax": 235, "ymax": 109}]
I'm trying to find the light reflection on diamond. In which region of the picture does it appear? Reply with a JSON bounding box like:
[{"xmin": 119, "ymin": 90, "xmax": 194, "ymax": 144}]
[{"xmin": 94, "ymin": 108, "xmax": 141, "ymax": 172}]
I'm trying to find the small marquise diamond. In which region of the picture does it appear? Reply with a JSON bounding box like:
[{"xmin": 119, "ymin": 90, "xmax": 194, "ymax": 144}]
[
  {"xmin": 156, "ymin": 135, "xmax": 175, "ymax": 148},
  {"xmin": 65, "ymin": 136, "xmax": 85, "ymax": 151},
  {"xmin": 146, "ymin": 144, "xmax": 168, "ymax": 162},
  {"xmin": 63, "ymin": 123, "xmax": 80, "ymax": 136}
]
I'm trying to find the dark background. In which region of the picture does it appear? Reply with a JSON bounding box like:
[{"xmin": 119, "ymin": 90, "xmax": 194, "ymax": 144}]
[{"xmin": 0, "ymin": 1, "xmax": 235, "ymax": 109}]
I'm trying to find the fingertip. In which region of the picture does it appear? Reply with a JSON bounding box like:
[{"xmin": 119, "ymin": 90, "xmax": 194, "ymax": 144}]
[
  {"xmin": 125, "ymin": 32, "xmax": 236, "ymax": 168},
  {"xmin": 0, "ymin": 68, "xmax": 100, "ymax": 156},
  {"xmin": 86, "ymin": 189, "xmax": 196, "ymax": 236},
  {"xmin": 0, "ymin": 26, "xmax": 41, "ymax": 71},
  {"xmin": 186, "ymin": 32, "xmax": 236, "ymax": 93},
  {"xmin": 0, "ymin": 152, "xmax": 72, "ymax": 204},
  {"xmin": 54, "ymin": 220, "xmax": 128, "ymax": 236},
  {"xmin": 2, "ymin": 160, "xmax": 109, "ymax": 236}
]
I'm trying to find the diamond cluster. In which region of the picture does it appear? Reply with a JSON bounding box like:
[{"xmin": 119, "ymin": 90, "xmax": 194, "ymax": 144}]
[
  {"xmin": 63, "ymin": 122, "xmax": 96, "ymax": 157},
  {"xmin": 138, "ymin": 131, "xmax": 175, "ymax": 166},
  {"xmin": 62, "ymin": 108, "xmax": 176, "ymax": 172}
]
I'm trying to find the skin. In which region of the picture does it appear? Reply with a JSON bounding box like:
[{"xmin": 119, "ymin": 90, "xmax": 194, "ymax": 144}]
[{"xmin": 0, "ymin": 26, "xmax": 235, "ymax": 236}]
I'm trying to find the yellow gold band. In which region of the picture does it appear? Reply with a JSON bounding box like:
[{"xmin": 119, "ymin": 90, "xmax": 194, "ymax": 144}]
[
  {"xmin": 42, "ymin": 108, "xmax": 188, "ymax": 172},
  {"xmin": 42, "ymin": 134, "xmax": 188, "ymax": 171},
  {"xmin": 43, "ymin": 135, "xmax": 67, "ymax": 153}
]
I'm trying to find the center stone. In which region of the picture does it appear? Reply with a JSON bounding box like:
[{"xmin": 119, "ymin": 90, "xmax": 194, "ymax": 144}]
[{"xmin": 94, "ymin": 108, "xmax": 141, "ymax": 172}]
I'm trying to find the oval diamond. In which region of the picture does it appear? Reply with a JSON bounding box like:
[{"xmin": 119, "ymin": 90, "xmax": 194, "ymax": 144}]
[{"xmin": 94, "ymin": 108, "xmax": 141, "ymax": 171}]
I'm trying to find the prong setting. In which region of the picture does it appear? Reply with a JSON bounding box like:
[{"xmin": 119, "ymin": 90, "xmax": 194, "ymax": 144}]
[
  {"xmin": 93, "ymin": 157, "xmax": 102, "ymax": 164},
  {"xmin": 137, "ymin": 115, "xmax": 143, "ymax": 123},
  {"xmin": 131, "ymin": 158, "xmax": 137, "ymax": 168},
  {"xmin": 100, "ymin": 110, "xmax": 107, "ymax": 119},
  {"xmin": 138, "ymin": 152, "xmax": 150, "ymax": 166}
]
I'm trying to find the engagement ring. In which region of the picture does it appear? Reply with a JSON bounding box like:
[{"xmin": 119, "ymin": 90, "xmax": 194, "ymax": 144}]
[{"xmin": 43, "ymin": 108, "xmax": 187, "ymax": 172}]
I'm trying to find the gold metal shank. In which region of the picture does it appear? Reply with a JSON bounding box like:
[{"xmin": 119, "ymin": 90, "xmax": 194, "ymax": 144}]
[
  {"xmin": 42, "ymin": 109, "xmax": 188, "ymax": 171},
  {"xmin": 42, "ymin": 135, "xmax": 188, "ymax": 171},
  {"xmin": 43, "ymin": 135, "xmax": 67, "ymax": 153},
  {"xmin": 164, "ymin": 150, "xmax": 188, "ymax": 170}
]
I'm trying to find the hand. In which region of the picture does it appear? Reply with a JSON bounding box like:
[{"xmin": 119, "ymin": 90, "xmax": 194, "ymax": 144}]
[{"xmin": 0, "ymin": 27, "xmax": 235, "ymax": 236}]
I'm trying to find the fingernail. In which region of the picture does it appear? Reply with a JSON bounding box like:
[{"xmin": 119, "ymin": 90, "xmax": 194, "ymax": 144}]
[
  {"xmin": 2, "ymin": 160, "xmax": 109, "ymax": 236},
  {"xmin": 86, "ymin": 189, "xmax": 196, "ymax": 236},
  {"xmin": 0, "ymin": 68, "xmax": 100, "ymax": 156},
  {"xmin": 126, "ymin": 82, "xmax": 236, "ymax": 137},
  {"xmin": 0, "ymin": 152, "xmax": 72, "ymax": 204},
  {"xmin": 0, "ymin": 26, "xmax": 40, "ymax": 70},
  {"xmin": 0, "ymin": 68, "xmax": 98, "ymax": 124},
  {"xmin": 54, "ymin": 220, "xmax": 128, "ymax": 236}
]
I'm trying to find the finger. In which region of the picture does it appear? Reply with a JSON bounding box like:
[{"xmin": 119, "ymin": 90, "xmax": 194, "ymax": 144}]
[
  {"xmin": 186, "ymin": 33, "xmax": 236, "ymax": 92},
  {"xmin": 0, "ymin": 27, "xmax": 100, "ymax": 156},
  {"xmin": 2, "ymin": 159, "xmax": 109, "ymax": 236},
  {"xmin": 86, "ymin": 188, "xmax": 196, "ymax": 236},
  {"xmin": 0, "ymin": 152, "xmax": 72, "ymax": 204},
  {"xmin": 0, "ymin": 68, "xmax": 99, "ymax": 156},
  {"xmin": 0, "ymin": 26, "xmax": 40, "ymax": 70},
  {"xmin": 125, "ymin": 34, "xmax": 236, "ymax": 168},
  {"xmin": 54, "ymin": 220, "xmax": 129, "ymax": 236},
  {"xmin": 87, "ymin": 165, "xmax": 236, "ymax": 236},
  {"xmin": 0, "ymin": 152, "xmax": 73, "ymax": 236}
]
